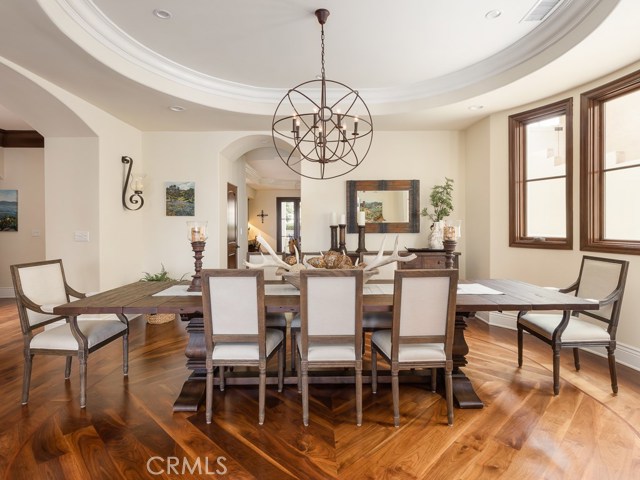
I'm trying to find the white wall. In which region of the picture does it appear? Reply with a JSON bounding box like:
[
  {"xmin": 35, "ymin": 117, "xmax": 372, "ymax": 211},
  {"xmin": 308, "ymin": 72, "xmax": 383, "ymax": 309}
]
[
  {"xmin": 0, "ymin": 148, "xmax": 45, "ymax": 296},
  {"xmin": 469, "ymin": 60, "xmax": 640, "ymax": 367}
]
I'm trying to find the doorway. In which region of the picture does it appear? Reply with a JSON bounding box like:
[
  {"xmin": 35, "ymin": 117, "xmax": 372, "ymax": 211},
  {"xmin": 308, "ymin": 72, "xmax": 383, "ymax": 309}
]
[{"xmin": 227, "ymin": 183, "xmax": 238, "ymax": 268}]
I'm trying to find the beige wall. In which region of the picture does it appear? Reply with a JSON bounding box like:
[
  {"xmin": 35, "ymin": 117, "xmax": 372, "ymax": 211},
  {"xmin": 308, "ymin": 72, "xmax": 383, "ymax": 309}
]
[
  {"xmin": 248, "ymin": 188, "xmax": 300, "ymax": 253},
  {"xmin": 468, "ymin": 60, "xmax": 640, "ymax": 366},
  {"xmin": 0, "ymin": 148, "xmax": 45, "ymax": 296}
]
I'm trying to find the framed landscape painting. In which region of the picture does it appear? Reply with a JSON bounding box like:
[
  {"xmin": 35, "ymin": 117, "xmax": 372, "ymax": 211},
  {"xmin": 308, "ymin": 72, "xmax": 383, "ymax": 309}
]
[
  {"xmin": 165, "ymin": 182, "xmax": 195, "ymax": 216},
  {"xmin": 0, "ymin": 189, "xmax": 18, "ymax": 231}
]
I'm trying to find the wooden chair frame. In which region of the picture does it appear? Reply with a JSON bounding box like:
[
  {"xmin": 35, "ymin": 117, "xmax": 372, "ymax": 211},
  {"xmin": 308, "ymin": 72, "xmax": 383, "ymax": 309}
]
[
  {"xmin": 201, "ymin": 269, "xmax": 284, "ymax": 425},
  {"xmin": 11, "ymin": 259, "xmax": 129, "ymax": 408},
  {"xmin": 517, "ymin": 255, "xmax": 629, "ymax": 395},
  {"xmin": 371, "ymin": 269, "xmax": 458, "ymax": 426},
  {"xmin": 296, "ymin": 269, "xmax": 364, "ymax": 426}
]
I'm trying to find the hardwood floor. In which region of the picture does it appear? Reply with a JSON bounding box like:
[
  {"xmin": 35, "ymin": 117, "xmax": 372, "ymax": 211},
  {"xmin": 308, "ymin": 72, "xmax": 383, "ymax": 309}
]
[{"xmin": 1, "ymin": 298, "xmax": 640, "ymax": 479}]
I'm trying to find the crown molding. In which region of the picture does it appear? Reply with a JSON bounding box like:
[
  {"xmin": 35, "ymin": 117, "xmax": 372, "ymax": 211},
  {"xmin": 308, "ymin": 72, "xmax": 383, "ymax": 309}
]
[{"xmin": 245, "ymin": 164, "xmax": 300, "ymax": 190}]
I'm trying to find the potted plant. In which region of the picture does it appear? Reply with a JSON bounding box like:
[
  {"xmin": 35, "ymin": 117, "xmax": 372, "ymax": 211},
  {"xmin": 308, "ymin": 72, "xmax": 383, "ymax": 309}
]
[
  {"xmin": 140, "ymin": 264, "xmax": 182, "ymax": 324},
  {"xmin": 421, "ymin": 177, "xmax": 454, "ymax": 249}
]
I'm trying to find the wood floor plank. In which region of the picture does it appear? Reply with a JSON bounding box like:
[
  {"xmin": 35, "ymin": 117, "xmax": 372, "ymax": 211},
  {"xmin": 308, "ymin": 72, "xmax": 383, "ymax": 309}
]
[{"xmin": 2, "ymin": 298, "xmax": 640, "ymax": 479}]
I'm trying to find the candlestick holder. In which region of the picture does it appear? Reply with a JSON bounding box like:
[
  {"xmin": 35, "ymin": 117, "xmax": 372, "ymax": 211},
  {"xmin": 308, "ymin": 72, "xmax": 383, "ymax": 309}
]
[
  {"xmin": 338, "ymin": 224, "xmax": 347, "ymax": 254},
  {"xmin": 356, "ymin": 225, "xmax": 367, "ymax": 253},
  {"xmin": 330, "ymin": 225, "xmax": 338, "ymax": 251},
  {"xmin": 187, "ymin": 241, "xmax": 206, "ymax": 292},
  {"xmin": 443, "ymin": 239, "xmax": 457, "ymax": 269}
]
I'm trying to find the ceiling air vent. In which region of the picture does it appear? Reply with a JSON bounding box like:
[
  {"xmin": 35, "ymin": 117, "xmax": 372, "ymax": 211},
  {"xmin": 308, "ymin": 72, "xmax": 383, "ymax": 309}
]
[{"xmin": 521, "ymin": 0, "xmax": 563, "ymax": 22}]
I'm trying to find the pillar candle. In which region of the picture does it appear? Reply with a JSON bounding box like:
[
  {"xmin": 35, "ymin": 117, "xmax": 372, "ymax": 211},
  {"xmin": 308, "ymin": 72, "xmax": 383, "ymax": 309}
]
[
  {"xmin": 330, "ymin": 212, "xmax": 338, "ymax": 225},
  {"xmin": 357, "ymin": 211, "xmax": 366, "ymax": 226},
  {"xmin": 340, "ymin": 213, "xmax": 346, "ymax": 225}
]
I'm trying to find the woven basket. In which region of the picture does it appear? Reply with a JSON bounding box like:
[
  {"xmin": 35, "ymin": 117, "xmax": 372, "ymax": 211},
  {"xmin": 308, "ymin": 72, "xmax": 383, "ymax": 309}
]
[{"xmin": 145, "ymin": 313, "xmax": 176, "ymax": 324}]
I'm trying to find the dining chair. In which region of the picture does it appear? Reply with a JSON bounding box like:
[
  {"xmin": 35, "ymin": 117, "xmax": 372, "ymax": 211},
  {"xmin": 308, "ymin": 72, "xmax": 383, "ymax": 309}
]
[
  {"xmin": 201, "ymin": 269, "xmax": 285, "ymax": 425},
  {"xmin": 517, "ymin": 255, "xmax": 629, "ymax": 395},
  {"xmin": 371, "ymin": 269, "xmax": 458, "ymax": 427},
  {"xmin": 10, "ymin": 259, "xmax": 129, "ymax": 408},
  {"xmin": 296, "ymin": 269, "xmax": 364, "ymax": 426}
]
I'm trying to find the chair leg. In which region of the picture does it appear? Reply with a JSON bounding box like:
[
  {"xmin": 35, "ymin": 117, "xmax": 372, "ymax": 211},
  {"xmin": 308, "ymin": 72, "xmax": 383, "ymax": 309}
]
[
  {"xmin": 517, "ymin": 326, "xmax": 523, "ymax": 367},
  {"xmin": 123, "ymin": 334, "xmax": 129, "ymax": 376},
  {"xmin": 206, "ymin": 365, "xmax": 213, "ymax": 424},
  {"xmin": 301, "ymin": 361, "xmax": 309, "ymax": 426},
  {"xmin": 552, "ymin": 345, "xmax": 561, "ymax": 396},
  {"xmin": 79, "ymin": 352, "xmax": 87, "ymax": 408},
  {"xmin": 445, "ymin": 367, "xmax": 454, "ymax": 426},
  {"xmin": 296, "ymin": 351, "xmax": 302, "ymax": 394},
  {"xmin": 64, "ymin": 356, "xmax": 72, "ymax": 379},
  {"xmin": 607, "ymin": 345, "xmax": 618, "ymax": 395},
  {"xmin": 290, "ymin": 329, "xmax": 297, "ymax": 371},
  {"xmin": 431, "ymin": 368, "xmax": 437, "ymax": 393},
  {"xmin": 258, "ymin": 365, "xmax": 266, "ymax": 425},
  {"xmin": 219, "ymin": 365, "xmax": 225, "ymax": 392},
  {"xmin": 22, "ymin": 353, "xmax": 33, "ymax": 405},
  {"xmin": 392, "ymin": 366, "xmax": 400, "ymax": 427},
  {"xmin": 573, "ymin": 348, "xmax": 581, "ymax": 371},
  {"xmin": 371, "ymin": 348, "xmax": 378, "ymax": 394},
  {"xmin": 277, "ymin": 343, "xmax": 284, "ymax": 393},
  {"xmin": 355, "ymin": 361, "xmax": 363, "ymax": 427}
]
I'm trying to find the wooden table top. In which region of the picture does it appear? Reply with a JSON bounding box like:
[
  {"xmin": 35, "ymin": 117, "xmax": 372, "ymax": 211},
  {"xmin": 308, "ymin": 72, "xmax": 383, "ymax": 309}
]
[{"xmin": 53, "ymin": 279, "xmax": 599, "ymax": 316}]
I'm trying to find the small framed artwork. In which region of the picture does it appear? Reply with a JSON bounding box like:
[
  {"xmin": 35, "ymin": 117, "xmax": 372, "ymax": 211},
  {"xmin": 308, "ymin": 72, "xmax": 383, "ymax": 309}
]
[
  {"xmin": 165, "ymin": 182, "xmax": 195, "ymax": 216},
  {"xmin": 0, "ymin": 189, "xmax": 18, "ymax": 231}
]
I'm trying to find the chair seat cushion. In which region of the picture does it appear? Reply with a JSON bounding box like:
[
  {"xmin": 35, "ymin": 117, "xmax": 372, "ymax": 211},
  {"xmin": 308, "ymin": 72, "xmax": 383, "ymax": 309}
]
[
  {"xmin": 30, "ymin": 319, "xmax": 127, "ymax": 350},
  {"xmin": 363, "ymin": 312, "xmax": 393, "ymax": 330},
  {"xmin": 296, "ymin": 335, "xmax": 356, "ymax": 362},
  {"xmin": 519, "ymin": 313, "xmax": 611, "ymax": 342},
  {"xmin": 265, "ymin": 313, "xmax": 287, "ymax": 328},
  {"xmin": 212, "ymin": 328, "xmax": 284, "ymax": 361},
  {"xmin": 371, "ymin": 330, "xmax": 446, "ymax": 363}
]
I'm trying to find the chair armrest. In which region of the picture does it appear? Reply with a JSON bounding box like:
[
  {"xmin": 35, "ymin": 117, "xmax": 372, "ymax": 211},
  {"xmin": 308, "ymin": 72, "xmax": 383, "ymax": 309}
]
[
  {"xmin": 559, "ymin": 280, "xmax": 579, "ymax": 294},
  {"xmin": 66, "ymin": 285, "xmax": 87, "ymax": 299},
  {"xmin": 40, "ymin": 303, "xmax": 62, "ymax": 314},
  {"xmin": 597, "ymin": 288, "xmax": 621, "ymax": 307}
]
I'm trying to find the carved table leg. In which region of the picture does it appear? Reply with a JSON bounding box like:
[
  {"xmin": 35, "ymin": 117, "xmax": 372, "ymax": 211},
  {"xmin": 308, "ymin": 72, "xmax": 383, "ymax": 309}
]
[
  {"xmin": 173, "ymin": 315, "xmax": 207, "ymax": 412},
  {"xmin": 451, "ymin": 313, "xmax": 484, "ymax": 409}
]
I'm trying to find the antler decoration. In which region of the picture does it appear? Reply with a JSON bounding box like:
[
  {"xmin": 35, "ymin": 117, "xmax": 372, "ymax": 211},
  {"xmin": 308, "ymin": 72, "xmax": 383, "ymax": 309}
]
[
  {"xmin": 362, "ymin": 235, "xmax": 416, "ymax": 271},
  {"xmin": 243, "ymin": 236, "xmax": 305, "ymax": 272}
]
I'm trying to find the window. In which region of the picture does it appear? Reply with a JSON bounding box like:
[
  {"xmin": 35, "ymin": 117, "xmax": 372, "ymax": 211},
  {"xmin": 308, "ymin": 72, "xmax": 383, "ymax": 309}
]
[
  {"xmin": 276, "ymin": 197, "xmax": 301, "ymax": 253},
  {"xmin": 509, "ymin": 98, "xmax": 573, "ymax": 249},
  {"xmin": 581, "ymin": 70, "xmax": 640, "ymax": 254}
]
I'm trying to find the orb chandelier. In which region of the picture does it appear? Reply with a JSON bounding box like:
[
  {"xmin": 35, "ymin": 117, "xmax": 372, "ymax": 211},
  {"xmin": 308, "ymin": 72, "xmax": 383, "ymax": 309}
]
[{"xmin": 272, "ymin": 8, "xmax": 373, "ymax": 180}]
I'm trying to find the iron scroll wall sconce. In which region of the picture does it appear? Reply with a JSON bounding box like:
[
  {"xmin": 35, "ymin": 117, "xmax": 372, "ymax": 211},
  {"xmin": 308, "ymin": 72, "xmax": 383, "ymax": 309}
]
[{"xmin": 121, "ymin": 156, "xmax": 144, "ymax": 211}]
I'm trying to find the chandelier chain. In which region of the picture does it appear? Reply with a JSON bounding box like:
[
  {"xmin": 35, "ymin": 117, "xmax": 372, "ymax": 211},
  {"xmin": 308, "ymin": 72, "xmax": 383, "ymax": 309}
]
[{"xmin": 320, "ymin": 25, "xmax": 325, "ymax": 80}]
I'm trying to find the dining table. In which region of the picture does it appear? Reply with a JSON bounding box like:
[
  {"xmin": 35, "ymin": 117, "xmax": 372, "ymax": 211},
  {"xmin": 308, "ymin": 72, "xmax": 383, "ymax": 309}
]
[{"xmin": 53, "ymin": 278, "xmax": 599, "ymax": 412}]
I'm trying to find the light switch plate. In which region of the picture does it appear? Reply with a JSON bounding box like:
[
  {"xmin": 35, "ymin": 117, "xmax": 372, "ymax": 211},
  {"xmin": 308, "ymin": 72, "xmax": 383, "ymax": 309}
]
[{"xmin": 74, "ymin": 231, "xmax": 90, "ymax": 242}]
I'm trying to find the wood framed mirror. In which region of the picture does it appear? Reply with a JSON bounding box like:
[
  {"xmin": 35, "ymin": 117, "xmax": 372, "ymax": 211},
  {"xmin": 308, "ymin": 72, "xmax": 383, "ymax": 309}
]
[{"xmin": 346, "ymin": 180, "xmax": 420, "ymax": 233}]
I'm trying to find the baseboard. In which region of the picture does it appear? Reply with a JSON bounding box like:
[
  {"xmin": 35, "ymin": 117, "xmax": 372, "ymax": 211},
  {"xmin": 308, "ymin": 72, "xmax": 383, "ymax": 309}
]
[
  {"xmin": 474, "ymin": 311, "xmax": 640, "ymax": 372},
  {"xmin": 0, "ymin": 287, "xmax": 14, "ymax": 298}
]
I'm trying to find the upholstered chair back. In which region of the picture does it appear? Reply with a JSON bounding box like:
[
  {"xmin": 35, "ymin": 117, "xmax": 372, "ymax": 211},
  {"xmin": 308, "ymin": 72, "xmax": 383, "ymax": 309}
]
[
  {"xmin": 302, "ymin": 270, "xmax": 360, "ymax": 336},
  {"xmin": 359, "ymin": 252, "xmax": 397, "ymax": 280},
  {"xmin": 576, "ymin": 256, "xmax": 628, "ymax": 324},
  {"xmin": 12, "ymin": 260, "xmax": 69, "ymax": 329},
  {"xmin": 205, "ymin": 271, "xmax": 263, "ymax": 336}
]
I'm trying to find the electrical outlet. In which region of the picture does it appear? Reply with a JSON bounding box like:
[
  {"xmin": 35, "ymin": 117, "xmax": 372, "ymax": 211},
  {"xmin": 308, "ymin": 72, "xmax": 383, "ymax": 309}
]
[{"xmin": 31, "ymin": 229, "xmax": 41, "ymax": 237}]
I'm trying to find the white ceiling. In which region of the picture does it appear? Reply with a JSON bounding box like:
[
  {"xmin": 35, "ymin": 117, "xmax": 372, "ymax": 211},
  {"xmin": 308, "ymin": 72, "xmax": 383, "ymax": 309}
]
[{"xmin": 1, "ymin": 0, "xmax": 639, "ymax": 186}]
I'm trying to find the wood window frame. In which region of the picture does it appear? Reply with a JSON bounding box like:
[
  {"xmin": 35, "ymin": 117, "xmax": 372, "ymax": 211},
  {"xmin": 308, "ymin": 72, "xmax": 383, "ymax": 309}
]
[
  {"xmin": 509, "ymin": 98, "xmax": 573, "ymax": 249},
  {"xmin": 581, "ymin": 69, "xmax": 640, "ymax": 255}
]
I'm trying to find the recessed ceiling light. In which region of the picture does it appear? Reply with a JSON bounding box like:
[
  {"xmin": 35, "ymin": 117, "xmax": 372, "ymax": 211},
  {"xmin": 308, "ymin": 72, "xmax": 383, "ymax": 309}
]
[
  {"xmin": 169, "ymin": 106, "xmax": 185, "ymax": 112},
  {"xmin": 153, "ymin": 9, "xmax": 172, "ymax": 20},
  {"xmin": 468, "ymin": 105, "xmax": 484, "ymax": 111},
  {"xmin": 485, "ymin": 9, "xmax": 502, "ymax": 19}
]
